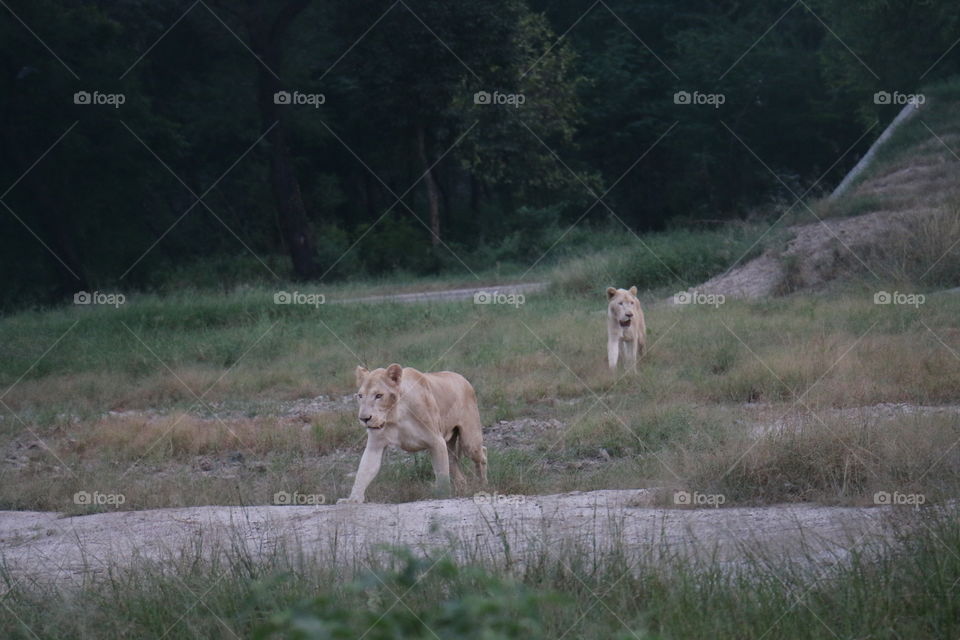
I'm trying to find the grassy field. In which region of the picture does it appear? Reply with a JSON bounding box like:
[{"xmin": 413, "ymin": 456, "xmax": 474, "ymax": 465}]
[
  {"xmin": 1, "ymin": 280, "xmax": 958, "ymax": 514},
  {"xmin": 3, "ymin": 277, "xmax": 960, "ymax": 639},
  {"xmin": 4, "ymin": 81, "xmax": 960, "ymax": 635}
]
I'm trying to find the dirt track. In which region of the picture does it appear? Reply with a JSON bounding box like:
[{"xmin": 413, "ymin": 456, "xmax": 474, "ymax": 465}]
[
  {"xmin": 334, "ymin": 282, "xmax": 547, "ymax": 305},
  {"xmin": 0, "ymin": 490, "xmax": 895, "ymax": 585}
]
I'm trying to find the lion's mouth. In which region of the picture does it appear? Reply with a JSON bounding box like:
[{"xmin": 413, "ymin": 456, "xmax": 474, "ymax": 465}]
[{"xmin": 619, "ymin": 319, "xmax": 631, "ymax": 327}]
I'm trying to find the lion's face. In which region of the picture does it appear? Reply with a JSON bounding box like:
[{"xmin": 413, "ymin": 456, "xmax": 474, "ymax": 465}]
[
  {"xmin": 354, "ymin": 364, "xmax": 403, "ymax": 429},
  {"xmin": 607, "ymin": 286, "xmax": 640, "ymax": 328}
]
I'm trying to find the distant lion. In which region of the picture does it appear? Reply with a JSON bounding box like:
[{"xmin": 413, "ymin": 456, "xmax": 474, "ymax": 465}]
[
  {"xmin": 606, "ymin": 286, "xmax": 646, "ymax": 373},
  {"xmin": 338, "ymin": 364, "xmax": 487, "ymax": 504}
]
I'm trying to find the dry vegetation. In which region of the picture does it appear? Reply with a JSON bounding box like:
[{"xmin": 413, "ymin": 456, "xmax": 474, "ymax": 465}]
[{"xmin": 2, "ymin": 287, "xmax": 958, "ymax": 512}]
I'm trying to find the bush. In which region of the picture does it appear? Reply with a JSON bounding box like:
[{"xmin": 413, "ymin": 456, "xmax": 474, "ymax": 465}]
[{"xmin": 253, "ymin": 550, "xmax": 562, "ymax": 639}]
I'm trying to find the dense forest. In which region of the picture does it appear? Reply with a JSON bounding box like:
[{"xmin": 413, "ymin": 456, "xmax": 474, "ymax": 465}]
[{"xmin": 1, "ymin": 0, "xmax": 958, "ymax": 306}]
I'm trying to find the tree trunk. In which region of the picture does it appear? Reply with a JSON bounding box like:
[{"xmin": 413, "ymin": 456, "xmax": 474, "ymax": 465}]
[
  {"xmin": 246, "ymin": 0, "xmax": 320, "ymax": 279},
  {"xmin": 6, "ymin": 141, "xmax": 89, "ymax": 297},
  {"xmin": 469, "ymin": 173, "xmax": 480, "ymax": 216},
  {"xmin": 416, "ymin": 125, "xmax": 441, "ymax": 246}
]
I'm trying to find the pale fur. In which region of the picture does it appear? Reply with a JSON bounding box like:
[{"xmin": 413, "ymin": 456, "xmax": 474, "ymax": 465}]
[
  {"xmin": 338, "ymin": 364, "xmax": 487, "ymax": 504},
  {"xmin": 606, "ymin": 286, "xmax": 646, "ymax": 373}
]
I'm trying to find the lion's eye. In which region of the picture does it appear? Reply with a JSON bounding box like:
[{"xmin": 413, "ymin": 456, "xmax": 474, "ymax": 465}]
[
  {"xmin": 357, "ymin": 393, "xmax": 363, "ymax": 398},
  {"xmin": 375, "ymin": 393, "xmax": 384, "ymax": 400}
]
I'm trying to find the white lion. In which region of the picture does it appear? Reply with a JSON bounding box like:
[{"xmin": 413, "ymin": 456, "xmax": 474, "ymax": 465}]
[
  {"xmin": 338, "ymin": 364, "xmax": 487, "ymax": 504},
  {"xmin": 607, "ymin": 286, "xmax": 646, "ymax": 372}
]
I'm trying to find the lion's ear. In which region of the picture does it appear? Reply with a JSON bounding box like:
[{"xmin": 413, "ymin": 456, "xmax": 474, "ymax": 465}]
[
  {"xmin": 385, "ymin": 363, "xmax": 403, "ymax": 385},
  {"xmin": 606, "ymin": 287, "xmax": 618, "ymax": 300},
  {"xmin": 629, "ymin": 286, "xmax": 638, "ymax": 296},
  {"xmin": 354, "ymin": 366, "xmax": 369, "ymax": 388}
]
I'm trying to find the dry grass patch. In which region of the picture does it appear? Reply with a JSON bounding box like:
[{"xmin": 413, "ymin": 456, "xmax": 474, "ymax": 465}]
[
  {"xmin": 61, "ymin": 410, "xmax": 357, "ymax": 462},
  {"xmin": 669, "ymin": 412, "xmax": 960, "ymax": 505}
]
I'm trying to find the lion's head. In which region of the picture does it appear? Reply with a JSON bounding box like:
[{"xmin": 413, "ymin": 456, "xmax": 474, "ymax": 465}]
[
  {"xmin": 607, "ymin": 286, "xmax": 640, "ymax": 328},
  {"xmin": 354, "ymin": 364, "xmax": 403, "ymax": 429}
]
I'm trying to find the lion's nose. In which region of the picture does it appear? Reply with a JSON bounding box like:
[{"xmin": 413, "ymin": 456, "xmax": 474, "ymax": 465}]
[
  {"xmin": 360, "ymin": 415, "xmax": 372, "ymax": 423},
  {"xmin": 625, "ymin": 312, "xmax": 633, "ymax": 318}
]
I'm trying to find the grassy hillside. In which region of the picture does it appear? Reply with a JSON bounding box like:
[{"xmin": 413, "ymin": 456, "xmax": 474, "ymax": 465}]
[{"xmin": 812, "ymin": 77, "xmax": 960, "ymax": 287}]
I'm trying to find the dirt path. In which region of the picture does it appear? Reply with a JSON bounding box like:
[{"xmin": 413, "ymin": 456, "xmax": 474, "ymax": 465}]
[
  {"xmin": 0, "ymin": 490, "xmax": 896, "ymax": 585},
  {"xmin": 334, "ymin": 282, "xmax": 547, "ymax": 305}
]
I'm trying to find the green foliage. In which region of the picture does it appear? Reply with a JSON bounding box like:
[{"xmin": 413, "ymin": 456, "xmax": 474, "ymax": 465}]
[
  {"xmin": 552, "ymin": 223, "xmax": 766, "ymax": 294},
  {"xmin": 253, "ymin": 550, "xmax": 563, "ymax": 640}
]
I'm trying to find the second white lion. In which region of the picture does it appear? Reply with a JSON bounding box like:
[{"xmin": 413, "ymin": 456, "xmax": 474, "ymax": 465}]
[{"xmin": 606, "ymin": 286, "xmax": 646, "ymax": 373}]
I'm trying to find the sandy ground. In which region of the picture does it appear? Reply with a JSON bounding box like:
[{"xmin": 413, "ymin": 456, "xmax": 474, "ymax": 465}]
[{"xmin": 0, "ymin": 489, "xmax": 897, "ymax": 585}]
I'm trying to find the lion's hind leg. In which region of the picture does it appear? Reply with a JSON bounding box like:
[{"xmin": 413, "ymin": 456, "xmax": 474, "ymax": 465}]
[{"xmin": 446, "ymin": 429, "xmax": 467, "ymax": 493}]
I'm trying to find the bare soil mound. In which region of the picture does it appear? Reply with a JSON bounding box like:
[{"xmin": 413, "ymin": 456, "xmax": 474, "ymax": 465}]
[{"xmin": 0, "ymin": 489, "xmax": 895, "ymax": 585}]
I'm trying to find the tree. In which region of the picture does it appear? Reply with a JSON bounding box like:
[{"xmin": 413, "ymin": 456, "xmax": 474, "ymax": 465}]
[{"xmin": 235, "ymin": 0, "xmax": 321, "ymax": 279}]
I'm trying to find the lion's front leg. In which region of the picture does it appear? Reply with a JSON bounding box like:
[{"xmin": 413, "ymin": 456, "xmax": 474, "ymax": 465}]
[
  {"xmin": 607, "ymin": 334, "xmax": 620, "ymax": 372},
  {"xmin": 621, "ymin": 338, "xmax": 638, "ymax": 373},
  {"xmin": 428, "ymin": 437, "xmax": 452, "ymax": 498},
  {"xmin": 338, "ymin": 439, "xmax": 386, "ymax": 504}
]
